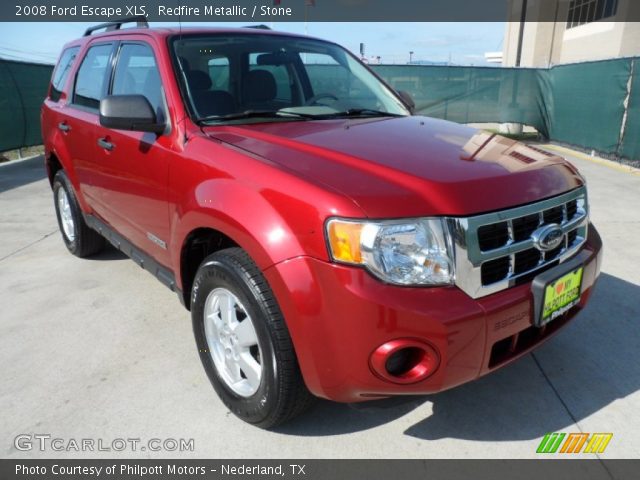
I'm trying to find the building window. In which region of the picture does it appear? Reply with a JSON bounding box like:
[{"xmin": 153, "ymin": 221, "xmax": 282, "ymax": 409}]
[{"xmin": 566, "ymin": 0, "xmax": 618, "ymax": 29}]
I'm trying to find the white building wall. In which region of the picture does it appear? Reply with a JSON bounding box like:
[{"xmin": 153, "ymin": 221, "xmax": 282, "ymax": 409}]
[{"xmin": 503, "ymin": 0, "xmax": 640, "ymax": 67}]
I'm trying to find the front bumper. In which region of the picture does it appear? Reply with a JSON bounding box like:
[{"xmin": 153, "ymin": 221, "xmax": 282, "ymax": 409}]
[{"xmin": 264, "ymin": 223, "xmax": 603, "ymax": 402}]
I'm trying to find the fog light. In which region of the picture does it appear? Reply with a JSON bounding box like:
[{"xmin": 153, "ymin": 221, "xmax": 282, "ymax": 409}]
[
  {"xmin": 385, "ymin": 347, "xmax": 425, "ymax": 376},
  {"xmin": 370, "ymin": 339, "xmax": 440, "ymax": 384}
]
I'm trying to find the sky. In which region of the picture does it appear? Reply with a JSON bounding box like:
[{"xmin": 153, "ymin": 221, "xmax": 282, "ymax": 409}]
[{"xmin": 0, "ymin": 22, "xmax": 505, "ymax": 66}]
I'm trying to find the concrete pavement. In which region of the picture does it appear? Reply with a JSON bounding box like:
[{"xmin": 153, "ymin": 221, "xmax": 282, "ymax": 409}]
[{"xmin": 1, "ymin": 149, "xmax": 639, "ymax": 459}]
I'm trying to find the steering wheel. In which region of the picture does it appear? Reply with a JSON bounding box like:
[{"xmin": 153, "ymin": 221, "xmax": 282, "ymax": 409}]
[{"xmin": 304, "ymin": 93, "xmax": 339, "ymax": 106}]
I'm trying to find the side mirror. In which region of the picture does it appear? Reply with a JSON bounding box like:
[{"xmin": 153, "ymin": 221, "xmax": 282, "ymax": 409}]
[
  {"xmin": 99, "ymin": 94, "xmax": 165, "ymax": 134},
  {"xmin": 397, "ymin": 90, "xmax": 416, "ymax": 114}
]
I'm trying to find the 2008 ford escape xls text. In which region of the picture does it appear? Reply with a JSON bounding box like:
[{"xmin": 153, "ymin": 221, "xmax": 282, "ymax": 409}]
[{"xmin": 41, "ymin": 19, "xmax": 602, "ymax": 428}]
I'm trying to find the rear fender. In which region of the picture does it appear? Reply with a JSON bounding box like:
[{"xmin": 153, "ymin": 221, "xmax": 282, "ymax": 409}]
[{"xmin": 45, "ymin": 127, "xmax": 92, "ymax": 213}]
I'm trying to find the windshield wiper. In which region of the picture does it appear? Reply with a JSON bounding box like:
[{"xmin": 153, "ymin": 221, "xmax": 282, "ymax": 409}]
[
  {"xmin": 196, "ymin": 108, "xmax": 404, "ymax": 124},
  {"xmin": 197, "ymin": 110, "xmax": 314, "ymax": 124},
  {"xmin": 327, "ymin": 109, "xmax": 405, "ymax": 118}
]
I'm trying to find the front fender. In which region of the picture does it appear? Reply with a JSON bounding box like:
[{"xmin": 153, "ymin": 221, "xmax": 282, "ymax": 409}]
[{"xmin": 170, "ymin": 176, "xmax": 365, "ymax": 291}]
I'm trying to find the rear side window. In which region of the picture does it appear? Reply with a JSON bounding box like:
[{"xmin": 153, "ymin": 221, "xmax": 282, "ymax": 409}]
[
  {"xmin": 73, "ymin": 44, "xmax": 113, "ymax": 110},
  {"xmin": 50, "ymin": 46, "xmax": 80, "ymax": 102},
  {"xmin": 112, "ymin": 43, "xmax": 164, "ymax": 118}
]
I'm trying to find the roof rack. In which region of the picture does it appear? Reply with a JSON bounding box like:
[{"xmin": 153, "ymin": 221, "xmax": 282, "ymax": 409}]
[
  {"xmin": 83, "ymin": 16, "xmax": 149, "ymax": 36},
  {"xmin": 243, "ymin": 24, "xmax": 271, "ymax": 30}
]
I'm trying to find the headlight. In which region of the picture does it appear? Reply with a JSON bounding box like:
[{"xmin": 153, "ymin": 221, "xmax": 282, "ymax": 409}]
[{"xmin": 326, "ymin": 218, "xmax": 454, "ymax": 286}]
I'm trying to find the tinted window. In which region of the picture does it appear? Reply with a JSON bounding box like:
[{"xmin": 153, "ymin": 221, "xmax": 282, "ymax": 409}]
[
  {"xmin": 566, "ymin": 0, "xmax": 618, "ymax": 29},
  {"xmin": 73, "ymin": 44, "xmax": 112, "ymax": 110},
  {"xmin": 303, "ymin": 53, "xmax": 370, "ymax": 102},
  {"xmin": 112, "ymin": 43, "xmax": 164, "ymax": 118},
  {"xmin": 172, "ymin": 34, "xmax": 408, "ymax": 123},
  {"xmin": 207, "ymin": 56, "xmax": 230, "ymax": 91},
  {"xmin": 249, "ymin": 53, "xmax": 292, "ymax": 102},
  {"xmin": 51, "ymin": 46, "xmax": 80, "ymax": 102}
]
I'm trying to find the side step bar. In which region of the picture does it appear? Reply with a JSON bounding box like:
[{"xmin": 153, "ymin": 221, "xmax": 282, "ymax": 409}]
[{"xmin": 83, "ymin": 213, "xmax": 187, "ymax": 307}]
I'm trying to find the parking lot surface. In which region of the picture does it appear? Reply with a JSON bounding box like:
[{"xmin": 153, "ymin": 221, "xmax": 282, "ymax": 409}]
[{"xmin": 1, "ymin": 147, "xmax": 639, "ymax": 459}]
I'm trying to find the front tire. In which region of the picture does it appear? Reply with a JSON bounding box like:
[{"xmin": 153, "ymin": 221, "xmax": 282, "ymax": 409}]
[
  {"xmin": 53, "ymin": 170, "xmax": 104, "ymax": 257},
  {"xmin": 191, "ymin": 248, "xmax": 314, "ymax": 428}
]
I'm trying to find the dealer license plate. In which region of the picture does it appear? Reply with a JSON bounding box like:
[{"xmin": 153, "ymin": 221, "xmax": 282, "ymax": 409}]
[{"xmin": 540, "ymin": 267, "xmax": 584, "ymax": 325}]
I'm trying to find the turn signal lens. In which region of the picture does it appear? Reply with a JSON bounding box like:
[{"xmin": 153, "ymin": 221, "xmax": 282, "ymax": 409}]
[{"xmin": 327, "ymin": 220, "xmax": 364, "ymax": 264}]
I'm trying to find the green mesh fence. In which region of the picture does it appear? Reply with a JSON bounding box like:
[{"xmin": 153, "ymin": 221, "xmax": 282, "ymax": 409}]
[
  {"xmin": 540, "ymin": 59, "xmax": 631, "ymax": 156},
  {"xmin": 372, "ymin": 59, "xmax": 640, "ymax": 160},
  {"xmin": 1, "ymin": 57, "xmax": 639, "ymax": 161},
  {"xmin": 373, "ymin": 65, "xmax": 547, "ymax": 136},
  {"xmin": 0, "ymin": 59, "xmax": 53, "ymax": 152},
  {"xmin": 620, "ymin": 59, "xmax": 640, "ymax": 160}
]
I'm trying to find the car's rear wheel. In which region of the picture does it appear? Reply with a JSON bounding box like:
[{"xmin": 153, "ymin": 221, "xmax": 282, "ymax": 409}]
[
  {"xmin": 53, "ymin": 170, "xmax": 105, "ymax": 257},
  {"xmin": 191, "ymin": 247, "xmax": 314, "ymax": 428}
]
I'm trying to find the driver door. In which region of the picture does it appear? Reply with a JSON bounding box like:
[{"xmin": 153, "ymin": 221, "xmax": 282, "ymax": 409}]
[{"xmin": 91, "ymin": 40, "xmax": 173, "ymax": 266}]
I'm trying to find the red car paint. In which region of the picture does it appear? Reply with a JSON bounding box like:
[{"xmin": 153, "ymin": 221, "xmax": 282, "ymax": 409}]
[
  {"xmin": 264, "ymin": 227, "xmax": 600, "ymax": 401},
  {"xmin": 41, "ymin": 26, "xmax": 602, "ymax": 402}
]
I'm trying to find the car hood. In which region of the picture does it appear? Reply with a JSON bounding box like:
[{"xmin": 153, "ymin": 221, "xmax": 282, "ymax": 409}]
[{"xmin": 201, "ymin": 116, "xmax": 584, "ymax": 217}]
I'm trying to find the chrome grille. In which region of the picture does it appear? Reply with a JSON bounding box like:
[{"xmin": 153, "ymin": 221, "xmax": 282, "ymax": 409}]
[{"xmin": 448, "ymin": 187, "xmax": 589, "ymax": 298}]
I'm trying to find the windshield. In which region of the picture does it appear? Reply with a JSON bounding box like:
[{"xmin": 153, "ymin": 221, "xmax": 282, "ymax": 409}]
[{"xmin": 170, "ymin": 33, "xmax": 410, "ymax": 124}]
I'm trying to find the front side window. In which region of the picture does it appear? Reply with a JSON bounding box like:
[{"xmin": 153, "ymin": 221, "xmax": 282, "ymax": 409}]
[
  {"xmin": 73, "ymin": 43, "xmax": 113, "ymax": 110},
  {"xmin": 171, "ymin": 34, "xmax": 409, "ymax": 123},
  {"xmin": 112, "ymin": 43, "xmax": 165, "ymax": 118},
  {"xmin": 51, "ymin": 46, "xmax": 80, "ymax": 102}
]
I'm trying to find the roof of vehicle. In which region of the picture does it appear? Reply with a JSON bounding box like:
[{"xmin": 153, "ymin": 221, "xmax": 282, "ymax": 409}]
[{"xmin": 63, "ymin": 25, "xmax": 319, "ymax": 50}]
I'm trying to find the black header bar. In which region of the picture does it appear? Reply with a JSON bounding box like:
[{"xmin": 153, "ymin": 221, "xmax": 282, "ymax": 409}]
[
  {"xmin": 5, "ymin": 0, "xmax": 640, "ymax": 23},
  {"xmin": 1, "ymin": 459, "xmax": 639, "ymax": 480}
]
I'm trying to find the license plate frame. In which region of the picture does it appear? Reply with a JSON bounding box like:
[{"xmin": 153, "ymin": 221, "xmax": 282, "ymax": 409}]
[{"xmin": 531, "ymin": 257, "xmax": 586, "ymax": 327}]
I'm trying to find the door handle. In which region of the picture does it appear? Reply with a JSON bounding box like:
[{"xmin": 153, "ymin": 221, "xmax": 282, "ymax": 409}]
[
  {"xmin": 97, "ymin": 137, "xmax": 114, "ymax": 151},
  {"xmin": 57, "ymin": 122, "xmax": 71, "ymax": 132}
]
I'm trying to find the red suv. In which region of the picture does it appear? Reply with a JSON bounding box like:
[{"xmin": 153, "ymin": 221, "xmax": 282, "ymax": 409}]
[{"xmin": 41, "ymin": 19, "xmax": 602, "ymax": 428}]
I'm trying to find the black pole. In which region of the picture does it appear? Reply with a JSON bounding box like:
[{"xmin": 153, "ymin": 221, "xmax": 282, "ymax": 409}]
[
  {"xmin": 515, "ymin": 0, "xmax": 528, "ymax": 67},
  {"xmin": 510, "ymin": 0, "xmax": 528, "ymax": 111}
]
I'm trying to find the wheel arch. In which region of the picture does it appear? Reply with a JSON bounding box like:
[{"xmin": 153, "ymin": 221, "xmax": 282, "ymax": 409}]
[
  {"xmin": 172, "ymin": 185, "xmax": 316, "ymax": 308},
  {"xmin": 178, "ymin": 226, "xmax": 239, "ymax": 309},
  {"xmin": 44, "ymin": 139, "xmax": 92, "ymax": 212},
  {"xmin": 171, "ymin": 164, "xmax": 365, "ymax": 309},
  {"xmin": 45, "ymin": 152, "xmax": 63, "ymax": 188}
]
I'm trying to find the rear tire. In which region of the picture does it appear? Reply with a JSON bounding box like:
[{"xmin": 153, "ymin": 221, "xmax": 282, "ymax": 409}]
[
  {"xmin": 191, "ymin": 247, "xmax": 315, "ymax": 428},
  {"xmin": 53, "ymin": 170, "xmax": 104, "ymax": 257}
]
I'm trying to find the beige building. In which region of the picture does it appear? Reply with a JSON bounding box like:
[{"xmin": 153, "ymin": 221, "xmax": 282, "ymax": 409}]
[{"xmin": 503, "ymin": 0, "xmax": 640, "ymax": 67}]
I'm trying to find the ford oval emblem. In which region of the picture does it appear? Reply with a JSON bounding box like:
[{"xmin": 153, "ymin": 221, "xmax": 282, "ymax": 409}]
[{"xmin": 532, "ymin": 224, "xmax": 564, "ymax": 252}]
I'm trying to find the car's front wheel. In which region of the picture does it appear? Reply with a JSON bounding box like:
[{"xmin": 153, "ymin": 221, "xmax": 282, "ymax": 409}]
[{"xmin": 191, "ymin": 247, "xmax": 314, "ymax": 428}]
